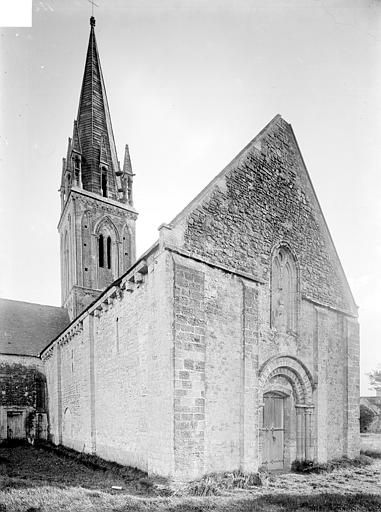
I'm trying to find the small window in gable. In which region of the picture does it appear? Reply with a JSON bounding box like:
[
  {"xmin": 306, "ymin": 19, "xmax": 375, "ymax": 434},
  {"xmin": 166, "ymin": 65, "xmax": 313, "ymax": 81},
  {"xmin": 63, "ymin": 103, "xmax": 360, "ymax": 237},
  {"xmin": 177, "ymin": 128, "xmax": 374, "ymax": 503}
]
[{"xmin": 270, "ymin": 246, "xmax": 297, "ymax": 332}]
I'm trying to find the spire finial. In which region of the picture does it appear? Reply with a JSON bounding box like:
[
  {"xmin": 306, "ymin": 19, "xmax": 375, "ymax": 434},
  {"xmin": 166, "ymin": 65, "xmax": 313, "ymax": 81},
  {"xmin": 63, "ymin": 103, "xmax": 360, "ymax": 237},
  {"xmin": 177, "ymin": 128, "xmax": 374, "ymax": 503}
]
[{"xmin": 88, "ymin": 0, "xmax": 98, "ymax": 23}]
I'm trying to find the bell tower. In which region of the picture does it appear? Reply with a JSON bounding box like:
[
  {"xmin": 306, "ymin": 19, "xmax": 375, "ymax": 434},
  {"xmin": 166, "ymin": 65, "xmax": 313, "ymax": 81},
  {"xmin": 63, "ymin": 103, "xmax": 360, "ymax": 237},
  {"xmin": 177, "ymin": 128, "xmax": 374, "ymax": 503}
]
[{"xmin": 58, "ymin": 17, "xmax": 137, "ymax": 320}]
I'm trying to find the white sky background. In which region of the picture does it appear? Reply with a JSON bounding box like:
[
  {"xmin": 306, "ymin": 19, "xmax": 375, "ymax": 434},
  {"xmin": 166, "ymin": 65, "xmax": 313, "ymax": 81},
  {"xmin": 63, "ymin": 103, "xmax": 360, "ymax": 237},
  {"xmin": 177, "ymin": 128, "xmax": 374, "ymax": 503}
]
[{"xmin": 0, "ymin": 0, "xmax": 380, "ymax": 395}]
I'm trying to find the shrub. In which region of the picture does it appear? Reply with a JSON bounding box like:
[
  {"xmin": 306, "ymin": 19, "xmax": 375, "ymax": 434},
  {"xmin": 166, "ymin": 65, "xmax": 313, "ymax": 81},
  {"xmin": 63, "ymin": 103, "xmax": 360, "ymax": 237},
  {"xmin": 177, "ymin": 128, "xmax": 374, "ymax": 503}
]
[{"xmin": 360, "ymin": 404, "xmax": 375, "ymax": 433}]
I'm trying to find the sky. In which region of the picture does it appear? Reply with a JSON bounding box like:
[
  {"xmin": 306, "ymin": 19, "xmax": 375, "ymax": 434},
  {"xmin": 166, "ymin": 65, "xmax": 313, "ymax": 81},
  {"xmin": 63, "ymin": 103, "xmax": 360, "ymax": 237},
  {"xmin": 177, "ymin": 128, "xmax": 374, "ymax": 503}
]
[{"xmin": 0, "ymin": 0, "xmax": 380, "ymax": 395}]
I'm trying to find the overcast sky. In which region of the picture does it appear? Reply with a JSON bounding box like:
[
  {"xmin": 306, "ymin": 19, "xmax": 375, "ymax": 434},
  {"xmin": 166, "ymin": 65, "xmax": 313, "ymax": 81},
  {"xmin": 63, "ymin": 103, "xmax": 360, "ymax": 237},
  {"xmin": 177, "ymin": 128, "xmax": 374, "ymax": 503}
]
[{"xmin": 0, "ymin": 0, "xmax": 380, "ymax": 394}]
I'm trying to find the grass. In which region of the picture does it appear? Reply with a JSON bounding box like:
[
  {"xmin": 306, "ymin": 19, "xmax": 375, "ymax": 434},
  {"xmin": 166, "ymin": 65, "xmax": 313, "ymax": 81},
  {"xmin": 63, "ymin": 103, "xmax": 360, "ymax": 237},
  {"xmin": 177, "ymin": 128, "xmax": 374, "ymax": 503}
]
[
  {"xmin": 1, "ymin": 490, "xmax": 381, "ymax": 512},
  {"xmin": 1, "ymin": 442, "xmax": 381, "ymax": 511},
  {"xmin": 360, "ymin": 432, "xmax": 381, "ymax": 452},
  {"xmin": 291, "ymin": 454, "xmax": 373, "ymax": 474},
  {"xmin": 184, "ymin": 470, "xmax": 265, "ymax": 496},
  {"xmin": 0, "ymin": 441, "xmax": 166, "ymax": 496},
  {"xmin": 360, "ymin": 448, "xmax": 381, "ymax": 459}
]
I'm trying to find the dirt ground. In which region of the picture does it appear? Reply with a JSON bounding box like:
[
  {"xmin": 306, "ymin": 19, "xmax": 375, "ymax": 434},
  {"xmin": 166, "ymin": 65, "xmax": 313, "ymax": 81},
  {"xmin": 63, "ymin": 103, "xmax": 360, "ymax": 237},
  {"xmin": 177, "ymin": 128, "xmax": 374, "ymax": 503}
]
[{"xmin": 0, "ymin": 440, "xmax": 380, "ymax": 512}]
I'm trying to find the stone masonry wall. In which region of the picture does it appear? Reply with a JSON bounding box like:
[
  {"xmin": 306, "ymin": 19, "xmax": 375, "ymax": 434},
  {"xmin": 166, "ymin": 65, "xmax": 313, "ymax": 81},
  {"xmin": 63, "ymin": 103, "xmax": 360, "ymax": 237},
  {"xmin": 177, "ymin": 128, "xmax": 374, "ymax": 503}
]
[
  {"xmin": 165, "ymin": 115, "xmax": 359, "ymax": 475},
  {"xmin": 172, "ymin": 253, "xmax": 260, "ymax": 478},
  {"xmin": 176, "ymin": 116, "xmax": 355, "ymax": 315},
  {"xmin": 170, "ymin": 252, "xmax": 359, "ymax": 478},
  {"xmin": 172, "ymin": 258, "xmax": 206, "ymax": 480},
  {"xmin": 43, "ymin": 248, "xmax": 174, "ymax": 477},
  {"xmin": 93, "ymin": 251, "xmax": 173, "ymax": 474},
  {"xmin": 59, "ymin": 189, "xmax": 137, "ymax": 320}
]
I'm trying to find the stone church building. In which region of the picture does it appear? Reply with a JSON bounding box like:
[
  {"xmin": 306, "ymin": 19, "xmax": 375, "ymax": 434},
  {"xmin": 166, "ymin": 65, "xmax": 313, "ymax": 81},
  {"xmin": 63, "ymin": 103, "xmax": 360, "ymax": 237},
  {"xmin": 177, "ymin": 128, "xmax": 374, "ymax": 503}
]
[{"xmin": 0, "ymin": 18, "xmax": 359, "ymax": 480}]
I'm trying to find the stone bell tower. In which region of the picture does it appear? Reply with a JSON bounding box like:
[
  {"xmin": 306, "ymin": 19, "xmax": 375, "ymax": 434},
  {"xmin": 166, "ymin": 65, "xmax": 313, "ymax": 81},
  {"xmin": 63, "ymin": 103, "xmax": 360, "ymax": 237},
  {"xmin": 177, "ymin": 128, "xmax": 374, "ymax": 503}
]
[{"xmin": 58, "ymin": 17, "xmax": 137, "ymax": 320}]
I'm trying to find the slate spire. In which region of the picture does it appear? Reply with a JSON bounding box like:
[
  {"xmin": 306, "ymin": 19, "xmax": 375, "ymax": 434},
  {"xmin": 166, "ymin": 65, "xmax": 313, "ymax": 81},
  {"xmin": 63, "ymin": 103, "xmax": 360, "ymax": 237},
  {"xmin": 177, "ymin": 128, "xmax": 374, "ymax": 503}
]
[{"xmin": 61, "ymin": 17, "xmax": 131, "ymax": 206}]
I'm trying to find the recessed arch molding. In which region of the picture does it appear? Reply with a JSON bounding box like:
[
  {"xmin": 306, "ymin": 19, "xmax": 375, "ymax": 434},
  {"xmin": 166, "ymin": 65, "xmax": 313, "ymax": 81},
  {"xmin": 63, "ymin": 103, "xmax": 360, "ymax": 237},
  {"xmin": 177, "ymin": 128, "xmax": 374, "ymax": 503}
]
[{"xmin": 258, "ymin": 355, "xmax": 315, "ymax": 405}]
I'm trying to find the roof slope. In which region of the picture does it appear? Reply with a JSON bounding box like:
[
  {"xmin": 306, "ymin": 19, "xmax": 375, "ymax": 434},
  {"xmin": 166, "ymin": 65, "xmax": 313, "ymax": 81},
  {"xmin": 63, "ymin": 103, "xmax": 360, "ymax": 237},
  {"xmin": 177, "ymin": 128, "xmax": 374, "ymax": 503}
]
[{"xmin": 0, "ymin": 298, "xmax": 70, "ymax": 356}]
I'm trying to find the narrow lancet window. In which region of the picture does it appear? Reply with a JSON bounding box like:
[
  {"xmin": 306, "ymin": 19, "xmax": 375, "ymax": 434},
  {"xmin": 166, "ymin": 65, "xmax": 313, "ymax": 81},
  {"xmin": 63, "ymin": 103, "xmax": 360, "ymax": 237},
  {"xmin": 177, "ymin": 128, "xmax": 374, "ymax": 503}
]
[
  {"xmin": 74, "ymin": 157, "xmax": 81, "ymax": 184},
  {"xmin": 99, "ymin": 234, "xmax": 104, "ymax": 267},
  {"xmin": 107, "ymin": 236, "xmax": 112, "ymax": 269},
  {"xmin": 271, "ymin": 246, "xmax": 297, "ymax": 332}
]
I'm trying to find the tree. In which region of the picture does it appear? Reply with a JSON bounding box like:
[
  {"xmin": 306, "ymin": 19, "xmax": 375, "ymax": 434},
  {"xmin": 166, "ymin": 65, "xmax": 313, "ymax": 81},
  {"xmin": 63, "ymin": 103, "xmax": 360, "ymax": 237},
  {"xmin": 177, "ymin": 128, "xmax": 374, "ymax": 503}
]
[{"xmin": 368, "ymin": 367, "xmax": 381, "ymax": 393}]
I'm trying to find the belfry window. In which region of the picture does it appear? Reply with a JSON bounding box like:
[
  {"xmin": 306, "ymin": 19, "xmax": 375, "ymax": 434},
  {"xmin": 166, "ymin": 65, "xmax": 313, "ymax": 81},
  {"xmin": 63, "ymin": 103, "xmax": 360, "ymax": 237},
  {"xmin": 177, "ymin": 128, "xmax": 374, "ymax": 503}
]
[
  {"xmin": 74, "ymin": 157, "xmax": 81, "ymax": 184},
  {"xmin": 99, "ymin": 234, "xmax": 104, "ymax": 267},
  {"xmin": 101, "ymin": 171, "xmax": 107, "ymax": 197},
  {"xmin": 107, "ymin": 236, "xmax": 112, "ymax": 269},
  {"xmin": 270, "ymin": 246, "xmax": 297, "ymax": 332}
]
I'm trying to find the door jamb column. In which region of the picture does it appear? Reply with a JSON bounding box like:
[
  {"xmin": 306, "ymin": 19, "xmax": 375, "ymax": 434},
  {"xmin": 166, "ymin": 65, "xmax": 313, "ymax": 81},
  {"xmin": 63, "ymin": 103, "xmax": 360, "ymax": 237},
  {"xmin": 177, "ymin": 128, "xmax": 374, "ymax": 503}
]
[{"xmin": 295, "ymin": 405, "xmax": 305, "ymax": 461}]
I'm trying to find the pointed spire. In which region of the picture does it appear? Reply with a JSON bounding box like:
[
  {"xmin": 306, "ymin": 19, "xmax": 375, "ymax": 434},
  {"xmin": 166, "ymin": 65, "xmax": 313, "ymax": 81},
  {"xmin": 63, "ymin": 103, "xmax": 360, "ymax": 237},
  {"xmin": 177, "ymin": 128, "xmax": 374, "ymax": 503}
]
[
  {"xmin": 123, "ymin": 145, "xmax": 133, "ymax": 175},
  {"xmin": 68, "ymin": 17, "xmax": 120, "ymax": 200},
  {"xmin": 122, "ymin": 145, "xmax": 134, "ymax": 206}
]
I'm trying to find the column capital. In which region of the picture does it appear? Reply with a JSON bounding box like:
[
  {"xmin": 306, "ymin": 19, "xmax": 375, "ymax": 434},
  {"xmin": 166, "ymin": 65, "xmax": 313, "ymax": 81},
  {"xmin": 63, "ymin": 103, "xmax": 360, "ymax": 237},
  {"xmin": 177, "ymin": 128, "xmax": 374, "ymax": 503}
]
[{"xmin": 295, "ymin": 403, "xmax": 314, "ymax": 410}]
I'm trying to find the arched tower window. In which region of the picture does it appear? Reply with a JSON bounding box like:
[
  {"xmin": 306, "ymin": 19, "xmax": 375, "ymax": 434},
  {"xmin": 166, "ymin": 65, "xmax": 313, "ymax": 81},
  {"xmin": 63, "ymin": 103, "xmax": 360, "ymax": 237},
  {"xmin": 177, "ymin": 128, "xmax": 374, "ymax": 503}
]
[
  {"xmin": 101, "ymin": 170, "xmax": 107, "ymax": 197},
  {"xmin": 96, "ymin": 218, "xmax": 119, "ymax": 289},
  {"xmin": 107, "ymin": 236, "xmax": 112, "ymax": 269},
  {"xmin": 98, "ymin": 234, "xmax": 104, "ymax": 268},
  {"xmin": 271, "ymin": 246, "xmax": 297, "ymax": 332},
  {"xmin": 74, "ymin": 156, "xmax": 81, "ymax": 185}
]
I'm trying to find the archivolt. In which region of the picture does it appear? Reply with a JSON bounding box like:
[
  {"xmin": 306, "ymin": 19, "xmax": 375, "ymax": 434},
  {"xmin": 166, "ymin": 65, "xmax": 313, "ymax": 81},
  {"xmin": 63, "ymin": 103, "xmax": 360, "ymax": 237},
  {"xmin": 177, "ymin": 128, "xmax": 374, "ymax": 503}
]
[
  {"xmin": 258, "ymin": 355, "xmax": 314, "ymax": 405},
  {"xmin": 94, "ymin": 216, "xmax": 120, "ymax": 242}
]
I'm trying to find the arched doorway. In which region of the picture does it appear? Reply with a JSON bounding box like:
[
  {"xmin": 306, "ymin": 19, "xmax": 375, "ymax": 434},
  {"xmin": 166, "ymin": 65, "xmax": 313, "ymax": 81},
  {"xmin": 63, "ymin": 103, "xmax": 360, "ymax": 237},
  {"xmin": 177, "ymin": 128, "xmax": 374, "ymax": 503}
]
[{"xmin": 258, "ymin": 355, "xmax": 315, "ymax": 470}]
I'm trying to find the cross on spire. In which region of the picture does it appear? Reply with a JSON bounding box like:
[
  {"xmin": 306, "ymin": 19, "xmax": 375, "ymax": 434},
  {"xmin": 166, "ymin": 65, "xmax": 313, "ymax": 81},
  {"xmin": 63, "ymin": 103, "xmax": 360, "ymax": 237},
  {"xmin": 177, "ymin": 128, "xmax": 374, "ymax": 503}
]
[{"xmin": 87, "ymin": 0, "xmax": 98, "ymax": 19}]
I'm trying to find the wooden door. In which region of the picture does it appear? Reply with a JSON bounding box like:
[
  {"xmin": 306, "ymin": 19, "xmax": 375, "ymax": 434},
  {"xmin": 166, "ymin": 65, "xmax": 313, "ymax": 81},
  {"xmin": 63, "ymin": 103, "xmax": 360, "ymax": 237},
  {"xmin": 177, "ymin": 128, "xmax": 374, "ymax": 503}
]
[
  {"xmin": 261, "ymin": 394, "xmax": 285, "ymax": 470},
  {"xmin": 7, "ymin": 412, "xmax": 25, "ymax": 439}
]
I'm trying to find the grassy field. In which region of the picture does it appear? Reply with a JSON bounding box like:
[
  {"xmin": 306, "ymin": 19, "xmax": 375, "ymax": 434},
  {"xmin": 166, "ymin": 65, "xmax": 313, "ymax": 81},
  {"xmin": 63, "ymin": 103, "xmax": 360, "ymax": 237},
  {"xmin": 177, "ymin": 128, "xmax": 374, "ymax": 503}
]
[
  {"xmin": 361, "ymin": 432, "xmax": 381, "ymax": 452},
  {"xmin": 0, "ymin": 442, "xmax": 381, "ymax": 512}
]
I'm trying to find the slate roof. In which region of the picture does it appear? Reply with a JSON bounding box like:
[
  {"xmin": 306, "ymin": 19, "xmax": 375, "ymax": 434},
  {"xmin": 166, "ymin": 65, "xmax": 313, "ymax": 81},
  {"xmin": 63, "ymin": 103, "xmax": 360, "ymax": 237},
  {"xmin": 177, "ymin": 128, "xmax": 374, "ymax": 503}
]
[{"xmin": 0, "ymin": 298, "xmax": 70, "ymax": 356}]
